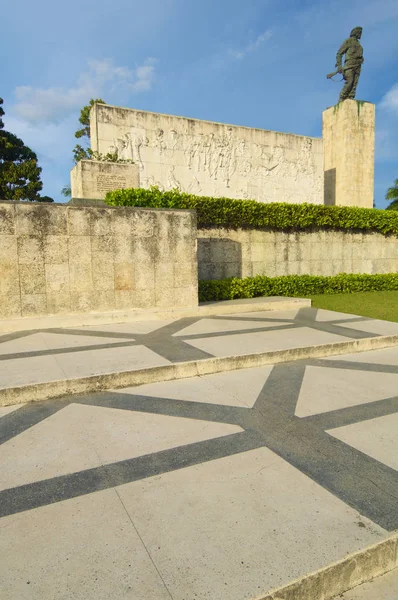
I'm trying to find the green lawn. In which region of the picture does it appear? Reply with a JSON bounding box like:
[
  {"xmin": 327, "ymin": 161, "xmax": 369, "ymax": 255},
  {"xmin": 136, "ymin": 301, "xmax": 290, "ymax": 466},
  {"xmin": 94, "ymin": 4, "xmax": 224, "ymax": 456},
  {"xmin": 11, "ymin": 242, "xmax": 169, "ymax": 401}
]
[{"xmin": 310, "ymin": 291, "xmax": 398, "ymax": 322}]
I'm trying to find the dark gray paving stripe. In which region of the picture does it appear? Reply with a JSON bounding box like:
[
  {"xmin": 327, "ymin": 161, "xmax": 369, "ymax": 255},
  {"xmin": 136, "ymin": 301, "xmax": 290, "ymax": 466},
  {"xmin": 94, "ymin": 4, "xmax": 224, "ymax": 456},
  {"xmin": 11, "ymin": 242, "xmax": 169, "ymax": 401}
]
[
  {"xmin": 210, "ymin": 315, "xmax": 297, "ymax": 324},
  {"xmin": 294, "ymin": 307, "xmax": 384, "ymax": 338},
  {"xmin": 253, "ymin": 363, "xmax": 307, "ymax": 416},
  {"xmin": 178, "ymin": 323, "xmax": 300, "ymax": 341},
  {"xmin": 331, "ymin": 317, "xmax": 374, "ymax": 324},
  {"xmin": 297, "ymin": 320, "xmax": 380, "ymax": 340},
  {"xmin": 295, "ymin": 307, "xmax": 319, "ymax": 322},
  {"xmin": 309, "ymin": 358, "xmax": 398, "ymax": 374},
  {"xmin": 77, "ymin": 392, "xmax": 253, "ymax": 428},
  {"xmin": 128, "ymin": 318, "xmax": 215, "ymax": 362},
  {"xmin": 141, "ymin": 336, "xmax": 213, "ymax": 363},
  {"xmin": 0, "ymin": 401, "xmax": 68, "ymax": 446},
  {"xmin": 44, "ymin": 327, "xmax": 137, "ymax": 340},
  {"xmin": 142, "ymin": 317, "xmax": 202, "ymax": 337},
  {"xmin": 304, "ymin": 396, "xmax": 398, "ymax": 430},
  {"xmin": 0, "ymin": 340, "xmax": 139, "ymax": 362},
  {"xmin": 253, "ymin": 404, "xmax": 398, "ymax": 531},
  {"xmin": 213, "ymin": 313, "xmax": 379, "ymax": 340},
  {"xmin": 0, "ymin": 330, "xmax": 41, "ymax": 345},
  {"xmin": 0, "ymin": 431, "xmax": 264, "ymax": 519}
]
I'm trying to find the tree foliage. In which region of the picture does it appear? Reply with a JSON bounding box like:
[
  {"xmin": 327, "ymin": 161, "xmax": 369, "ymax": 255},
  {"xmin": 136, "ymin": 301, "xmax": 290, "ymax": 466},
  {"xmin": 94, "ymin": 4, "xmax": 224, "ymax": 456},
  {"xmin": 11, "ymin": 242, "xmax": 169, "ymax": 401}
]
[
  {"xmin": 0, "ymin": 98, "xmax": 53, "ymax": 202},
  {"xmin": 386, "ymin": 179, "xmax": 398, "ymax": 210},
  {"xmin": 73, "ymin": 98, "xmax": 105, "ymax": 163}
]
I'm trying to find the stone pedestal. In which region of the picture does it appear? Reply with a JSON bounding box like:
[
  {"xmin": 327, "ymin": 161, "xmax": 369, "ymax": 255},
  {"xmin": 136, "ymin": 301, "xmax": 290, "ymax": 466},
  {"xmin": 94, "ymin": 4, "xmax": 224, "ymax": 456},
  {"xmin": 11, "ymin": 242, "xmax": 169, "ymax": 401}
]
[
  {"xmin": 323, "ymin": 100, "xmax": 375, "ymax": 208},
  {"xmin": 70, "ymin": 160, "xmax": 140, "ymax": 201}
]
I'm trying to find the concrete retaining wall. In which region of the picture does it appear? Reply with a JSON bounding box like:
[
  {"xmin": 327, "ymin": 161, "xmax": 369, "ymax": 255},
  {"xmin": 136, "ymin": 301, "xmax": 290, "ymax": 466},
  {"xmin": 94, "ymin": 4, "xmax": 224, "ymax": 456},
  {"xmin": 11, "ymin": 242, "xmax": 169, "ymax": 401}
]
[
  {"xmin": 0, "ymin": 202, "xmax": 198, "ymax": 319},
  {"xmin": 197, "ymin": 228, "xmax": 398, "ymax": 280}
]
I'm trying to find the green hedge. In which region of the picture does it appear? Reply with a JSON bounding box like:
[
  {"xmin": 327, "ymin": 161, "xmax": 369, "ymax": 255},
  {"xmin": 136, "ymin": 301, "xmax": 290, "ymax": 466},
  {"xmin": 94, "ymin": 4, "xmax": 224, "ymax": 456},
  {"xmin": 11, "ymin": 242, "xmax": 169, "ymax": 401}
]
[
  {"xmin": 198, "ymin": 274, "xmax": 398, "ymax": 302},
  {"xmin": 105, "ymin": 187, "xmax": 398, "ymax": 236}
]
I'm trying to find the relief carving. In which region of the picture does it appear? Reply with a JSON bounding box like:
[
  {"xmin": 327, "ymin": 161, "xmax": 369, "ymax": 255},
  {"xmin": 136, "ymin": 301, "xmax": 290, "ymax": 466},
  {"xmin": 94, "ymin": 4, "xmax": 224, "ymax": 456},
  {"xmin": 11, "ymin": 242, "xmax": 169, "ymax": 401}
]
[{"xmin": 97, "ymin": 114, "xmax": 323, "ymax": 204}]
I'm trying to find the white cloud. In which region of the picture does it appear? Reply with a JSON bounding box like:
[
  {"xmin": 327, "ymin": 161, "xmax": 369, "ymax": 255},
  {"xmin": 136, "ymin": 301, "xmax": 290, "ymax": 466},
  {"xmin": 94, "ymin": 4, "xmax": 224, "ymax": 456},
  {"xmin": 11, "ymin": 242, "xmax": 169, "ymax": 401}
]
[
  {"xmin": 229, "ymin": 29, "xmax": 273, "ymax": 60},
  {"xmin": 12, "ymin": 57, "xmax": 157, "ymax": 124},
  {"xmin": 380, "ymin": 83, "xmax": 398, "ymax": 112}
]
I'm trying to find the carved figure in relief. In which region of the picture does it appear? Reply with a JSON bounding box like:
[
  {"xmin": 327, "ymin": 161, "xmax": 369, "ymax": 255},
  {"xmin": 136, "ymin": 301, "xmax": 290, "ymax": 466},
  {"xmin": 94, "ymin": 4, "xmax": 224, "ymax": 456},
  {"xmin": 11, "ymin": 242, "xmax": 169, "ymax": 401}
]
[
  {"xmin": 153, "ymin": 129, "xmax": 166, "ymax": 155},
  {"xmin": 165, "ymin": 129, "xmax": 181, "ymax": 158},
  {"xmin": 202, "ymin": 133, "xmax": 216, "ymax": 175},
  {"xmin": 113, "ymin": 136, "xmax": 131, "ymax": 161},
  {"xmin": 167, "ymin": 166, "xmax": 181, "ymax": 190},
  {"xmin": 142, "ymin": 174, "xmax": 165, "ymax": 191},
  {"xmin": 188, "ymin": 175, "xmax": 202, "ymax": 194},
  {"xmin": 188, "ymin": 136, "xmax": 199, "ymax": 170},
  {"xmin": 128, "ymin": 130, "xmax": 148, "ymax": 169}
]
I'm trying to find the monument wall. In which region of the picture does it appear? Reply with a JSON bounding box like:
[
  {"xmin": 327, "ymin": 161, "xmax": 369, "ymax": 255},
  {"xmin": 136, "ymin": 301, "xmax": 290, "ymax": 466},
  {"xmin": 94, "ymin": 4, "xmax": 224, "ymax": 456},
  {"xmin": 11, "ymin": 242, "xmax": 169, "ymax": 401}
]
[
  {"xmin": 323, "ymin": 100, "xmax": 375, "ymax": 208},
  {"xmin": 197, "ymin": 228, "xmax": 398, "ymax": 280},
  {"xmin": 0, "ymin": 202, "xmax": 197, "ymax": 320},
  {"xmin": 90, "ymin": 104, "xmax": 324, "ymax": 205}
]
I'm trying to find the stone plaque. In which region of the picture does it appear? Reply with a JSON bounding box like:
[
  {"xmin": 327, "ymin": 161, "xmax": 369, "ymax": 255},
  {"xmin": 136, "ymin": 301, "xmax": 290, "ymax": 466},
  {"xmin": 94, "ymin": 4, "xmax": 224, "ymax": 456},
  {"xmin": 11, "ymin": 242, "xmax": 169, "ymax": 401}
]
[
  {"xmin": 96, "ymin": 174, "xmax": 128, "ymax": 194},
  {"xmin": 71, "ymin": 160, "xmax": 140, "ymax": 200}
]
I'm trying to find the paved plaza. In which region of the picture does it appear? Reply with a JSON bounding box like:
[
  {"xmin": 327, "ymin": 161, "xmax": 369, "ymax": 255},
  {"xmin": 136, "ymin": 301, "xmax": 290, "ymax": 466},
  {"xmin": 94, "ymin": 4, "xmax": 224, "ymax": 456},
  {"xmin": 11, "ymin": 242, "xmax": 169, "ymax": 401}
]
[
  {"xmin": 2, "ymin": 306, "xmax": 398, "ymax": 391},
  {"xmin": 0, "ymin": 306, "xmax": 397, "ymax": 599}
]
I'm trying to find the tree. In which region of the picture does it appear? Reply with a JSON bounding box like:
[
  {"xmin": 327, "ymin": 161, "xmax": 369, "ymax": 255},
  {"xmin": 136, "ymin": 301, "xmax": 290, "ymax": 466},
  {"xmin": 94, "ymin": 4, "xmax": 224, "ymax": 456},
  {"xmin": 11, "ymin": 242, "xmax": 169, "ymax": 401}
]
[
  {"xmin": 60, "ymin": 98, "xmax": 106, "ymax": 198},
  {"xmin": 61, "ymin": 185, "xmax": 71, "ymax": 198},
  {"xmin": 0, "ymin": 98, "xmax": 53, "ymax": 202},
  {"xmin": 73, "ymin": 98, "xmax": 105, "ymax": 163},
  {"xmin": 386, "ymin": 179, "xmax": 398, "ymax": 210}
]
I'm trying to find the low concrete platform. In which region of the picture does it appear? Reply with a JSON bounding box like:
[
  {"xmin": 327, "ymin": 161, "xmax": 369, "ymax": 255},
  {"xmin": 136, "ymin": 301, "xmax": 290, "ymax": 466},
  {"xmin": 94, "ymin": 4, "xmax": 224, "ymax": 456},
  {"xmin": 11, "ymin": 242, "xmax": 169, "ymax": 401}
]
[
  {"xmin": 2, "ymin": 306, "xmax": 398, "ymax": 406},
  {"xmin": 335, "ymin": 567, "xmax": 398, "ymax": 599},
  {"xmin": 1, "ymin": 338, "xmax": 398, "ymax": 599},
  {"xmin": 0, "ymin": 296, "xmax": 310, "ymax": 334}
]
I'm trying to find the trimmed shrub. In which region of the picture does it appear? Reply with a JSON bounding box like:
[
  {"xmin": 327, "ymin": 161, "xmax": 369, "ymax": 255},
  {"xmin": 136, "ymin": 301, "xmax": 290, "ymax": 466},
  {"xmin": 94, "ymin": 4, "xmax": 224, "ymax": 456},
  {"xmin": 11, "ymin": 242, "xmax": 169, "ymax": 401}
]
[
  {"xmin": 198, "ymin": 273, "xmax": 398, "ymax": 302},
  {"xmin": 105, "ymin": 187, "xmax": 398, "ymax": 236}
]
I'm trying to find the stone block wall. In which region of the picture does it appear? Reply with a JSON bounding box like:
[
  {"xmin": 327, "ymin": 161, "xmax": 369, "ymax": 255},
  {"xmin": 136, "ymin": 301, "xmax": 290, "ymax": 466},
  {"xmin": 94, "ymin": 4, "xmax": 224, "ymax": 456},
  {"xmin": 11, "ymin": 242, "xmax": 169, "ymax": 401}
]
[
  {"xmin": 197, "ymin": 229, "xmax": 398, "ymax": 280},
  {"xmin": 0, "ymin": 202, "xmax": 197, "ymax": 320}
]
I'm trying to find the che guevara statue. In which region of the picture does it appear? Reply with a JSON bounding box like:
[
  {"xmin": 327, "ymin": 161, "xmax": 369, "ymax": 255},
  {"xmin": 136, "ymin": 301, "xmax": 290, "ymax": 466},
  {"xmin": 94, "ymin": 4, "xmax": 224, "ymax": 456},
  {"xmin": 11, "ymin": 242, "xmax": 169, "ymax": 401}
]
[{"xmin": 327, "ymin": 27, "xmax": 364, "ymax": 102}]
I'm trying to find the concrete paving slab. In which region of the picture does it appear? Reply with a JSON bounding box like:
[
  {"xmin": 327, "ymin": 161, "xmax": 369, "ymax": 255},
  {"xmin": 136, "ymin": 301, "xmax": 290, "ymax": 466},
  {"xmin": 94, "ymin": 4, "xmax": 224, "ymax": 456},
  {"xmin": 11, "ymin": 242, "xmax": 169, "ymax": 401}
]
[
  {"xmin": 117, "ymin": 447, "xmax": 387, "ymax": 600},
  {"xmin": 184, "ymin": 326, "xmax": 350, "ymax": 356},
  {"xmin": 127, "ymin": 366, "xmax": 274, "ymax": 408},
  {"xmin": 328, "ymin": 413, "xmax": 398, "ymax": 472},
  {"xmin": 0, "ymin": 332, "xmax": 49, "ymax": 356},
  {"xmin": 54, "ymin": 344, "xmax": 170, "ymax": 379},
  {"xmin": 335, "ymin": 318, "xmax": 398, "ymax": 336},
  {"xmin": 323, "ymin": 346, "xmax": 398, "ymax": 366},
  {"xmin": 337, "ymin": 567, "xmax": 398, "ymax": 599},
  {"xmin": 0, "ymin": 354, "xmax": 67, "ymax": 389},
  {"xmin": 0, "ymin": 489, "xmax": 171, "ymax": 600},
  {"xmin": 295, "ymin": 365, "xmax": 398, "ymax": 417}
]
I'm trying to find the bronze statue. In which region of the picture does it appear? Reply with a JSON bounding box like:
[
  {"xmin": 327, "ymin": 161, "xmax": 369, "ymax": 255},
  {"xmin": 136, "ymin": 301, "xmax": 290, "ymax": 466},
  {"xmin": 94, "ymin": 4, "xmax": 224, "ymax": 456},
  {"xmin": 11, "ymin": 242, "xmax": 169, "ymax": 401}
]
[{"xmin": 327, "ymin": 27, "xmax": 364, "ymax": 102}]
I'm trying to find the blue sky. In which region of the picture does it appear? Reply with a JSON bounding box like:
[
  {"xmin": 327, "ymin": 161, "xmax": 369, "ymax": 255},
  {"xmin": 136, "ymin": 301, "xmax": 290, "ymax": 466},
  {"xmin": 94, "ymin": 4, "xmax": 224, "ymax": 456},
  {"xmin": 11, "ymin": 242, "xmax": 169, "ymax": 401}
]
[{"xmin": 2, "ymin": 0, "xmax": 398, "ymax": 206}]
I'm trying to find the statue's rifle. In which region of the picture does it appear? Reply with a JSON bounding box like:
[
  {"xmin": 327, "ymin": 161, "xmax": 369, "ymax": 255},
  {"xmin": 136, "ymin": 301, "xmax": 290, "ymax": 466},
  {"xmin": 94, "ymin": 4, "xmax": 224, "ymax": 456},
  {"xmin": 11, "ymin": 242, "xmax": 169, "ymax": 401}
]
[{"xmin": 326, "ymin": 68, "xmax": 344, "ymax": 82}]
